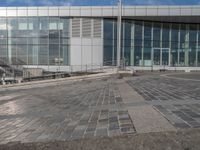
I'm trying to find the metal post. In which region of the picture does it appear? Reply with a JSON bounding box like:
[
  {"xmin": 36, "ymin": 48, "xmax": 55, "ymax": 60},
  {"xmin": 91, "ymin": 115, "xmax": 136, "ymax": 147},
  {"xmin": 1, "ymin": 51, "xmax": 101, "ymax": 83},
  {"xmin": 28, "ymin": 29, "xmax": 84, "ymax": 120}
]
[{"xmin": 117, "ymin": 0, "xmax": 122, "ymax": 70}]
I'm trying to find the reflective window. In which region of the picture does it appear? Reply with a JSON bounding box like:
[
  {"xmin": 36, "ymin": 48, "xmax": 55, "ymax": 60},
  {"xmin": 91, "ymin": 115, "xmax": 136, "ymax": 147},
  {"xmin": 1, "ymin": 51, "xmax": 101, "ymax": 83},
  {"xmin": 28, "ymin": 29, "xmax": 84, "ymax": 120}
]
[
  {"xmin": 144, "ymin": 22, "xmax": 152, "ymax": 66},
  {"xmin": 134, "ymin": 21, "xmax": 143, "ymax": 66},
  {"xmin": 171, "ymin": 24, "xmax": 179, "ymax": 66},
  {"xmin": 189, "ymin": 24, "xmax": 197, "ymax": 66},
  {"xmin": 18, "ymin": 18, "xmax": 28, "ymax": 30},
  {"xmin": 0, "ymin": 17, "xmax": 69, "ymax": 66},
  {"xmin": 162, "ymin": 24, "xmax": 170, "ymax": 48},
  {"xmin": 153, "ymin": 23, "xmax": 161, "ymax": 48},
  {"xmin": 124, "ymin": 21, "xmax": 131, "ymax": 66},
  {"xmin": 103, "ymin": 19, "xmax": 116, "ymax": 65}
]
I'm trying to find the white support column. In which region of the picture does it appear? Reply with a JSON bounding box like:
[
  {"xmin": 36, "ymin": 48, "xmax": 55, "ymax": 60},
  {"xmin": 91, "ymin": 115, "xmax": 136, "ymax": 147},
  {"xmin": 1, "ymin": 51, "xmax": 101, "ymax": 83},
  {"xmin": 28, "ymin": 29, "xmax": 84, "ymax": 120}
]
[
  {"xmin": 142, "ymin": 21, "xmax": 144, "ymax": 66},
  {"xmin": 122, "ymin": 21, "xmax": 125, "ymax": 60},
  {"xmin": 160, "ymin": 23, "xmax": 163, "ymax": 66},
  {"xmin": 112, "ymin": 21, "xmax": 115, "ymax": 65},
  {"xmin": 196, "ymin": 25, "xmax": 199, "ymax": 67},
  {"xmin": 151, "ymin": 22, "xmax": 154, "ymax": 66},
  {"xmin": 130, "ymin": 21, "xmax": 135, "ymax": 66},
  {"xmin": 178, "ymin": 24, "xmax": 181, "ymax": 66},
  {"xmin": 117, "ymin": 0, "xmax": 122, "ymax": 68},
  {"xmin": 185, "ymin": 25, "xmax": 189, "ymax": 67},
  {"xmin": 169, "ymin": 23, "xmax": 172, "ymax": 67},
  {"xmin": 7, "ymin": 17, "xmax": 12, "ymax": 64}
]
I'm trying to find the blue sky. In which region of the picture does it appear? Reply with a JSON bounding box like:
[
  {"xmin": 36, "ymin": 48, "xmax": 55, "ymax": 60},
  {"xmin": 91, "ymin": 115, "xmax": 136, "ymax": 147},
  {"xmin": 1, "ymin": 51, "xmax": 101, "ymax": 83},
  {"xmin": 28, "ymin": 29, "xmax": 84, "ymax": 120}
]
[{"xmin": 1, "ymin": 0, "xmax": 200, "ymax": 6}]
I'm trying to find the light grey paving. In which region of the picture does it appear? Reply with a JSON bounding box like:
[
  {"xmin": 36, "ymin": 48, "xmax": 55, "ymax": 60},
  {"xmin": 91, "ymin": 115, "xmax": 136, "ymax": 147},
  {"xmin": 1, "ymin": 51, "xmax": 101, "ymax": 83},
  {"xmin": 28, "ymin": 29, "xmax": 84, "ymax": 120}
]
[
  {"xmin": 0, "ymin": 77, "xmax": 135, "ymax": 144},
  {"xmin": 127, "ymin": 73, "xmax": 200, "ymax": 129}
]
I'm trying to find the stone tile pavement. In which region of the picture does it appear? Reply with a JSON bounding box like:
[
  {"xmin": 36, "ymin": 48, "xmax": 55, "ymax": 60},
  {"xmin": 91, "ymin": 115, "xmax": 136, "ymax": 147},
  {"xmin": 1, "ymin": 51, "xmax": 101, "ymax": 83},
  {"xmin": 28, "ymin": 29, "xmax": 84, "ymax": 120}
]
[
  {"xmin": 127, "ymin": 74, "xmax": 200, "ymax": 129},
  {"xmin": 0, "ymin": 73, "xmax": 200, "ymax": 145},
  {"xmin": 0, "ymin": 77, "xmax": 135, "ymax": 144}
]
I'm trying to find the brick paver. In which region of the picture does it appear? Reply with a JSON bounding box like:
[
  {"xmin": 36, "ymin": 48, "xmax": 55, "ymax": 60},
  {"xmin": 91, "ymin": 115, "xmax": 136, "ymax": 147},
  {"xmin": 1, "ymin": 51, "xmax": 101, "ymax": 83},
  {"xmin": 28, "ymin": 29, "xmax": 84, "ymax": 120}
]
[
  {"xmin": 0, "ymin": 77, "xmax": 135, "ymax": 144},
  {"xmin": 127, "ymin": 74, "xmax": 200, "ymax": 129},
  {"xmin": 1, "ymin": 73, "xmax": 200, "ymax": 145}
]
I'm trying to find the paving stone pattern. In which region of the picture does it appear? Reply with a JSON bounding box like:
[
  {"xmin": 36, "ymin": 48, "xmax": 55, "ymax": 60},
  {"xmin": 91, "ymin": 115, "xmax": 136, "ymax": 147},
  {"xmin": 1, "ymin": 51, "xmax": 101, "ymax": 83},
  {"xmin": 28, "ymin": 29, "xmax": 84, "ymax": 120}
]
[
  {"xmin": 0, "ymin": 78, "xmax": 135, "ymax": 144},
  {"xmin": 1, "ymin": 73, "xmax": 200, "ymax": 145},
  {"xmin": 128, "ymin": 76, "xmax": 200, "ymax": 129}
]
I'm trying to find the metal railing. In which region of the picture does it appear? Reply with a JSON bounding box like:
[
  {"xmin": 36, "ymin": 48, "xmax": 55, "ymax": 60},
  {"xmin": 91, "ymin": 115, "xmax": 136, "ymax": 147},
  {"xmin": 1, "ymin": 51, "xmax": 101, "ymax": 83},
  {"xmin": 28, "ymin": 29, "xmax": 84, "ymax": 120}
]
[{"xmin": 0, "ymin": 59, "xmax": 129, "ymax": 85}]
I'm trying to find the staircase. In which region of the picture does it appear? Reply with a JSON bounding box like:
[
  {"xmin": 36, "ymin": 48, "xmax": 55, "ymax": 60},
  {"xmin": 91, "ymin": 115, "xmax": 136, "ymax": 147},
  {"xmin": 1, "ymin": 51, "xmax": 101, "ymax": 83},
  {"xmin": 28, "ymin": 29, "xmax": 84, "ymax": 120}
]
[{"xmin": 0, "ymin": 59, "xmax": 23, "ymax": 79}]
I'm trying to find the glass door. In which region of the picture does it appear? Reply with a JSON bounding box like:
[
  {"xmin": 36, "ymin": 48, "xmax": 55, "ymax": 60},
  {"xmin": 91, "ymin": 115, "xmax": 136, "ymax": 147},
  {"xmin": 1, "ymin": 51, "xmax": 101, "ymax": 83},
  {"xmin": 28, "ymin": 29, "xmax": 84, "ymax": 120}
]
[
  {"xmin": 162, "ymin": 48, "xmax": 169, "ymax": 66},
  {"xmin": 153, "ymin": 48, "xmax": 161, "ymax": 65},
  {"xmin": 153, "ymin": 48, "xmax": 170, "ymax": 66}
]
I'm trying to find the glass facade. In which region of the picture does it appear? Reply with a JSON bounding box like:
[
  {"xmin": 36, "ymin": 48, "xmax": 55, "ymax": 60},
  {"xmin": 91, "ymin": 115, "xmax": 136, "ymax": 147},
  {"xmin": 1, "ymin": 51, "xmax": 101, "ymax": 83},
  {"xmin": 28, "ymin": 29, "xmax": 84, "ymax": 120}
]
[
  {"xmin": 1, "ymin": 16, "xmax": 200, "ymax": 68},
  {"xmin": 103, "ymin": 19, "xmax": 117, "ymax": 66},
  {"xmin": 103, "ymin": 19, "xmax": 200, "ymax": 67},
  {"xmin": 0, "ymin": 17, "xmax": 70, "ymax": 66}
]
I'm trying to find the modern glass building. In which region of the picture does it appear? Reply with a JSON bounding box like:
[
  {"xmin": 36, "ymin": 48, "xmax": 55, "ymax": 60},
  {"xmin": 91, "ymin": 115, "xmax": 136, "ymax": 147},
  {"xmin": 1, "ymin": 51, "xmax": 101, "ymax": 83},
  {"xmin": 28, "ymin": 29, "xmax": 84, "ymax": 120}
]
[{"xmin": 0, "ymin": 6, "xmax": 200, "ymax": 71}]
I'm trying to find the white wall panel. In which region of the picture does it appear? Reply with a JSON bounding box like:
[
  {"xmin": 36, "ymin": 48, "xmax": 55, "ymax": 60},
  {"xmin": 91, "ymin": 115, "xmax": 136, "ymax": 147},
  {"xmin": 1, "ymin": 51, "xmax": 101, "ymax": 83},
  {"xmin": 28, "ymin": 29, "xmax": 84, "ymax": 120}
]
[
  {"xmin": 70, "ymin": 7, "xmax": 80, "ymax": 16},
  {"xmin": 92, "ymin": 38, "xmax": 103, "ymax": 46},
  {"xmin": 91, "ymin": 7, "xmax": 102, "ymax": 16},
  {"xmin": 49, "ymin": 8, "xmax": 59, "ymax": 16},
  {"xmin": 7, "ymin": 8, "xmax": 17, "ymax": 16},
  {"xmin": 82, "ymin": 38, "xmax": 92, "ymax": 46},
  {"xmin": 0, "ymin": 9, "xmax": 6, "ymax": 16},
  {"xmin": 71, "ymin": 38, "xmax": 81, "ymax": 46},
  {"xmin": 135, "ymin": 7, "xmax": 146, "ymax": 16},
  {"xmin": 81, "ymin": 7, "xmax": 92, "ymax": 16},
  {"xmin": 82, "ymin": 45, "xmax": 92, "ymax": 65},
  {"xmin": 113, "ymin": 7, "xmax": 118, "ymax": 16},
  {"xmin": 158, "ymin": 7, "xmax": 169, "ymax": 16},
  {"xmin": 92, "ymin": 45, "xmax": 103, "ymax": 65},
  {"xmin": 70, "ymin": 45, "xmax": 82, "ymax": 66},
  {"xmin": 102, "ymin": 7, "xmax": 113, "ymax": 16},
  {"xmin": 2, "ymin": 6, "xmax": 200, "ymax": 17},
  {"xmin": 38, "ymin": 8, "xmax": 48, "ymax": 16},
  {"xmin": 146, "ymin": 7, "xmax": 158, "ymax": 16},
  {"xmin": 17, "ymin": 9, "xmax": 28, "ymax": 16},
  {"xmin": 170, "ymin": 7, "xmax": 181, "ymax": 16},
  {"xmin": 192, "ymin": 7, "xmax": 200, "ymax": 16},
  {"xmin": 123, "ymin": 8, "xmax": 135, "ymax": 16},
  {"xmin": 28, "ymin": 9, "xmax": 38, "ymax": 16},
  {"xmin": 59, "ymin": 8, "xmax": 70, "ymax": 16},
  {"xmin": 181, "ymin": 7, "xmax": 192, "ymax": 16}
]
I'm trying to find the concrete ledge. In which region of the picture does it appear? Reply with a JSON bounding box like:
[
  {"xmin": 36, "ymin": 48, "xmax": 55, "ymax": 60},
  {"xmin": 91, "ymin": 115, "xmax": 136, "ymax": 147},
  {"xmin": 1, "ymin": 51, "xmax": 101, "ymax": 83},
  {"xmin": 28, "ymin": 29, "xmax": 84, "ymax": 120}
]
[
  {"xmin": 1, "ymin": 129, "xmax": 200, "ymax": 150},
  {"xmin": 0, "ymin": 71, "xmax": 116, "ymax": 89}
]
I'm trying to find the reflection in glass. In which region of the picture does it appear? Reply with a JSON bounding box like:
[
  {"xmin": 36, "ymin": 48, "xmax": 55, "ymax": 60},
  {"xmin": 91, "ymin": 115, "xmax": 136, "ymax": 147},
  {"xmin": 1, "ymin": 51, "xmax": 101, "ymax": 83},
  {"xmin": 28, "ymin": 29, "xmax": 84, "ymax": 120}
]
[{"xmin": 0, "ymin": 17, "xmax": 70, "ymax": 66}]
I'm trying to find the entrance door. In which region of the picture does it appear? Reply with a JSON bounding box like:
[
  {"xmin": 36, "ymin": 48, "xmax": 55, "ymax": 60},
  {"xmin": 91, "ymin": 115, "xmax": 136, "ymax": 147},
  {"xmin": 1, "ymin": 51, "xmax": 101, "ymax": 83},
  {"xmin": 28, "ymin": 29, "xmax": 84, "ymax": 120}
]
[
  {"xmin": 162, "ymin": 48, "xmax": 169, "ymax": 66},
  {"xmin": 153, "ymin": 48, "xmax": 170, "ymax": 66},
  {"xmin": 153, "ymin": 48, "xmax": 160, "ymax": 65}
]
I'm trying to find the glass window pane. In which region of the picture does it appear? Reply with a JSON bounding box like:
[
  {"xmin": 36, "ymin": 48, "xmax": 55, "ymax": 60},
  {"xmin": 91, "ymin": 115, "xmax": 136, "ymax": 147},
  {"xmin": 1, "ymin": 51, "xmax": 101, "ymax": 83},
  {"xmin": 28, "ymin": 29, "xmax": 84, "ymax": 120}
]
[
  {"xmin": 153, "ymin": 23, "xmax": 161, "ymax": 47},
  {"xmin": 18, "ymin": 18, "xmax": 28, "ymax": 30},
  {"xmin": 189, "ymin": 24, "xmax": 197, "ymax": 66},
  {"xmin": 103, "ymin": 19, "xmax": 115, "ymax": 65},
  {"xmin": 162, "ymin": 23, "xmax": 170, "ymax": 48},
  {"xmin": 39, "ymin": 45, "xmax": 48, "ymax": 65},
  {"xmin": 39, "ymin": 17, "xmax": 49, "ymax": 30},
  {"xmin": 60, "ymin": 17, "xmax": 70, "ymax": 37}
]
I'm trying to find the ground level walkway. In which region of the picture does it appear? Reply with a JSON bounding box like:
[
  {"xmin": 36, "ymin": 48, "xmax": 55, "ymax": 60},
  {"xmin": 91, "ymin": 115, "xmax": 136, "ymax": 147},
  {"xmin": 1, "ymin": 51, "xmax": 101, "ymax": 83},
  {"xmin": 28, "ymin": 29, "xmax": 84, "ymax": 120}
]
[{"xmin": 0, "ymin": 72, "xmax": 200, "ymax": 149}]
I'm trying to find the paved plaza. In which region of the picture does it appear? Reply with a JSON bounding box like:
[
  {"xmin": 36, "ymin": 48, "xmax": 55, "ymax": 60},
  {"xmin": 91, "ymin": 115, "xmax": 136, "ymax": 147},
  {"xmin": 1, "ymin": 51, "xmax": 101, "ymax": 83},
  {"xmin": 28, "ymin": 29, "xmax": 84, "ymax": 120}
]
[
  {"xmin": 0, "ymin": 72, "xmax": 200, "ymax": 145},
  {"xmin": 128, "ymin": 73, "xmax": 200, "ymax": 129}
]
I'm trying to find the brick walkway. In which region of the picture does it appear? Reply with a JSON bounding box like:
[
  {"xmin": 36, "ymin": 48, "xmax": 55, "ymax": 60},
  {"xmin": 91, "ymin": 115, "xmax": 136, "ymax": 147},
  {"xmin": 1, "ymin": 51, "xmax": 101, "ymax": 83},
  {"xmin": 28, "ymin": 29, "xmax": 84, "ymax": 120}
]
[
  {"xmin": 127, "ymin": 74, "xmax": 200, "ymax": 129},
  {"xmin": 0, "ymin": 77, "xmax": 135, "ymax": 144},
  {"xmin": 0, "ymin": 73, "xmax": 200, "ymax": 145}
]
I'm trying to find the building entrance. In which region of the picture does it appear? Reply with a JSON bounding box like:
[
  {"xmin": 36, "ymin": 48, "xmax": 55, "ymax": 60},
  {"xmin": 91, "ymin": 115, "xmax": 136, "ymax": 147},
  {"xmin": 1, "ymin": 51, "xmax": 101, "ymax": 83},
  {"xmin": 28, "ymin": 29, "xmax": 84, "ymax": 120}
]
[{"xmin": 153, "ymin": 48, "xmax": 170, "ymax": 66}]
